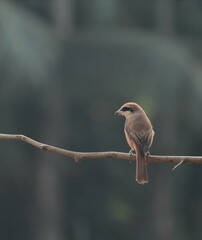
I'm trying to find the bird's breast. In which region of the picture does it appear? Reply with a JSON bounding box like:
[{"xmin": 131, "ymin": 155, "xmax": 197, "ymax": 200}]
[{"xmin": 124, "ymin": 129, "xmax": 137, "ymax": 151}]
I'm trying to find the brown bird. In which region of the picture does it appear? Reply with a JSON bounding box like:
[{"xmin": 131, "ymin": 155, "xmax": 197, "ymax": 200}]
[{"xmin": 115, "ymin": 102, "xmax": 154, "ymax": 184}]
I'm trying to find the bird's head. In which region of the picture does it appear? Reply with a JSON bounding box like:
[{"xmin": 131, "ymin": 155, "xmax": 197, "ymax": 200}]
[{"xmin": 115, "ymin": 102, "xmax": 141, "ymax": 118}]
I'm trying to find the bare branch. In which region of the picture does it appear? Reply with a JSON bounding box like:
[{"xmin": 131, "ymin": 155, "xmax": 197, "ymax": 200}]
[
  {"xmin": 0, "ymin": 133, "xmax": 202, "ymax": 164},
  {"xmin": 172, "ymin": 160, "xmax": 185, "ymax": 170}
]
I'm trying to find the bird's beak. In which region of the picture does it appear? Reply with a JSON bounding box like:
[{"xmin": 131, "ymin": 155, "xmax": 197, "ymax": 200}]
[{"xmin": 115, "ymin": 110, "xmax": 121, "ymax": 115}]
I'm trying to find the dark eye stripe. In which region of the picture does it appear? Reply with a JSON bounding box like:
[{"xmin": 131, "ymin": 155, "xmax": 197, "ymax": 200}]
[{"xmin": 122, "ymin": 107, "xmax": 132, "ymax": 112}]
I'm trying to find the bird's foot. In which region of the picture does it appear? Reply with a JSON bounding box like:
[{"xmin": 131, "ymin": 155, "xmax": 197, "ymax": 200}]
[
  {"xmin": 129, "ymin": 149, "xmax": 135, "ymax": 155},
  {"xmin": 146, "ymin": 150, "xmax": 150, "ymax": 156},
  {"xmin": 129, "ymin": 149, "xmax": 135, "ymax": 164}
]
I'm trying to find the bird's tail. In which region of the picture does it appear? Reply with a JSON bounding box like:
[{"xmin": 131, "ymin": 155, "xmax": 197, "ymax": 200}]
[{"xmin": 136, "ymin": 150, "xmax": 148, "ymax": 184}]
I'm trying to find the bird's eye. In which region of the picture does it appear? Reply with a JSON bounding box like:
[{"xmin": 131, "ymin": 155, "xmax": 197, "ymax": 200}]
[{"xmin": 122, "ymin": 107, "xmax": 132, "ymax": 112}]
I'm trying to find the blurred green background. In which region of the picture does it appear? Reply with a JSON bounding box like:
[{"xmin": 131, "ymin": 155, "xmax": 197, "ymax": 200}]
[{"xmin": 0, "ymin": 0, "xmax": 202, "ymax": 239}]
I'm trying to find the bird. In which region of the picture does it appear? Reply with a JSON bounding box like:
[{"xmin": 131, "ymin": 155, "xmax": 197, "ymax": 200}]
[{"xmin": 115, "ymin": 102, "xmax": 154, "ymax": 184}]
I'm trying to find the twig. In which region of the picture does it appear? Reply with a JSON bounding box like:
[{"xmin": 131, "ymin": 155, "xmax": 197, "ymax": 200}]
[
  {"xmin": 172, "ymin": 160, "xmax": 185, "ymax": 170},
  {"xmin": 0, "ymin": 133, "xmax": 202, "ymax": 164}
]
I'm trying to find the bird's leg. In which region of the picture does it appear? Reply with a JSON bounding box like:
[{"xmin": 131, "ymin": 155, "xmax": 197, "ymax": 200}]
[
  {"xmin": 129, "ymin": 149, "xmax": 135, "ymax": 155},
  {"xmin": 145, "ymin": 150, "xmax": 150, "ymax": 166},
  {"xmin": 129, "ymin": 149, "xmax": 135, "ymax": 164}
]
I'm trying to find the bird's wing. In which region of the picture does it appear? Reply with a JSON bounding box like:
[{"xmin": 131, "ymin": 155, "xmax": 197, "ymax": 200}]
[{"xmin": 125, "ymin": 128, "xmax": 153, "ymax": 153}]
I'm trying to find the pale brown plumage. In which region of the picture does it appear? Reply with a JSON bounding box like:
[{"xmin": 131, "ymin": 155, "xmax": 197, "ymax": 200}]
[{"xmin": 115, "ymin": 102, "xmax": 154, "ymax": 184}]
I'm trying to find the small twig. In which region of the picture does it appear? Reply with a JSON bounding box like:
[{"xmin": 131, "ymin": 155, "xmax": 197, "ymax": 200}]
[
  {"xmin": 0, "ymin": 133, "xmax": 202, "ymax": 164},
  {"xmin": 172, "ymin": 159, "xmax": 185, "ymax": 170}
]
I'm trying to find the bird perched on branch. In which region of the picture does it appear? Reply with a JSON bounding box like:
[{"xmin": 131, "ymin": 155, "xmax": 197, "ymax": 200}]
[{"xmin": 115, "ymin": 102, "xmax": 154, "ymax": 184}]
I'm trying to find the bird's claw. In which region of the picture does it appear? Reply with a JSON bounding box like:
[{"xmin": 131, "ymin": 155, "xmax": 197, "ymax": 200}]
[{"xmin": 129, "ymin": 149, "xmax": 135, "ymax": 155}]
